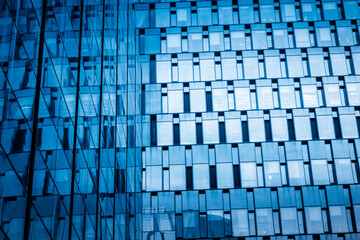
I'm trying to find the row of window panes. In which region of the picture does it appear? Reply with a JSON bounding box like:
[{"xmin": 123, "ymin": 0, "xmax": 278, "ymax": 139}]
[
  {"xmin": 140, "ymin": 48, "xmax": 360, "ymax": 83},
  {"xmin": 142, "ymin": 107, "xmax": 360, "ymax": 146},
  {"xmin": 143, "ymin": 140, "xmax": 359, "ymax": 190},
  {"xmin": 142, "ymin": 185, "xmax": 360, "ymax": 237},
  {"xmin": 144, "ymin": 78, "xmax": 360, "ymax": 114},
  {"xmin": 135, "ymin": 0, "xmax": 360, "ymax": 28},
  {"xmin": 140, "ymin": 21, "xmax": 359, "ymax": 54}
]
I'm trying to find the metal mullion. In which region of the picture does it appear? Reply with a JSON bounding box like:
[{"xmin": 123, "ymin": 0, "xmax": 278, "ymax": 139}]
[
  {"xmin": 95, "ymin": 0, "xmax": 106, "ymax": 238},
  {"xmin": 112, "ymin": 0, "xmax": 120, "ymax": 239},
  {"xmin": 23, "ymin": 0, "xmax": 49, "ymax": 239},
  {"xmin": 68, "ymin": 0, "xmax": 85, "ymax": 239}
]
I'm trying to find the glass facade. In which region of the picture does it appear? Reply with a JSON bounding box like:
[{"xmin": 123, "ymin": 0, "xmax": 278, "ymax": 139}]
[
  {"xmin": 0, "ymin": 0, "xmax": 141, "ymax": 239},
  {"xmin": 1, "ymin": 0, "xmax": 360, "ymax": 239},
  {"xmin": 136, "ymin": 0, "xmax": 360, "ymax": 239}
]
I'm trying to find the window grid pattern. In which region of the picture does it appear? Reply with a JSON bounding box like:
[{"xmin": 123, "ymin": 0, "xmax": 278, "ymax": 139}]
[{"xmin": 137, "ymin": 0, "xmax": 360, "ymax": 239}]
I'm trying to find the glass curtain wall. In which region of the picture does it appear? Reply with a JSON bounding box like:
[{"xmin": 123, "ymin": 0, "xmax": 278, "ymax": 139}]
[
  {"xmin": 0, "ymin": 0, "xmax": 141, "ymax": 239},
  {"xmin": 136, "ymin": 0, "xmax": 360, "ymax": 239}
]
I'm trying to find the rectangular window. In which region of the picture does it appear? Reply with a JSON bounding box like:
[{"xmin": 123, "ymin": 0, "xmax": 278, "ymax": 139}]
[
  {"xmin": 293, "ymin": 110, "xmax": 312, "ymax": 140},
  {"xmin": 334, "ymin": 158, "xmax": 354, "ymax": 184},
  {"xmin": 212, "ymin": 87, "xmax": 229, "ymax": 111},
  {"xmin": 323, "ymin": 83, "xmax": 342, "ymax": 107},
  {"xmin": 301, "ymin": 81, "xmax": 319, "ymax": 108},
  {"xmin": 232, "ymin": 209, "xmax": 250, "ymax": 236},
  {"xmin": 170, "ymin": 165, "xmax": 186, "ymax": 190},
  {"xmin": 286, "ymin": 52, "xmax": 304, "ymax": 77},
  {"xmin": 287, "ymin": 160, "xmax": 306, "ymax": 186},
  {"xmin": 156, "ymin": 60, "xmax": 172, "ymax": 83},
  {"xmin": 316, "ymin": 109, "xmax": 335, "ymax": 139},
  {"xmin": 330, "ymin": 51, "xmax": 348, "ymax": 76},
  {"xmin": 193, "ymin": 164, "xmax": 210, "ymax": 189},
  {"xmin": 280, "ymin": 208, "xmax": 299, "ymax": 234},
  {"xmin": 260, "ymin": 4, "xmax": 275, "ymax": 23},
  {"xmin": 178, "ymin": 60, "xmax": 193, "ymax": 82},
  {"xmin": 180, "ymin": 117, "xmax": 196, "ymax": 145},
  {"xmin": 264, "ymin": 161, "xmax": 282, "ymax": 187},
  {"xmin": 230, "ymin": 30, "xmax": 246, "ymax": 50},
  {"xmin": 265, "ymin": 53, "xmax": 282, "ymax": 78},
  {"xmin": 248, "ymin": 112, "xmax": 266, "ymax": 142},
  {"xmin": 209, "ymin": 31, "xmax": 225, "ymax": 51},
  {"xmin": 225, "ymin": 116, "xmax": 242, "ymax": 143},
  {"xmin": 270, "ymin": 111, "xmax": 289, "ymax": 141},
  {"xmin": 294, "ymin": 28, "xmax": 311, "ymax": 48},
  {"xmin": 329, "ymin": 206, "xmax": 349, "ymax": 233},
  {"xmin": 188, "ymin": 33, "xmax": 203, "ymax": 52},
  {"xmin": 252, "ymin": 29, "xmax": 267, "ymax": 49},
  {"xmin": 243, "ymin": 54, "xmax": 259, "ymax": 79},
  {"xmin": 281, "ymin": 3, "xmax": 296, "ymax": 22},
  {"xmin": 167, "ymin": 34, "xmax": 181, "ymax": 53},
  {"xmin": 238, "ymin": 5, "xmax": 255, "ymax": 24},
  {"xmin": 308, "ymin": 53, "xmax": 326, "ymax": 76},
  {"xmin": 311, "ymin": 159, "xmax": 330, "ymax": 185},
  {"xmin": 190, "ymin": 83, "xmax": 206, "ymax": 112},
  {"xmin": 200, "ymin": 58, "xmax": 215, "ymax": 81},
  {"xmin": 257, "ymin": 85, "xmax": 274, "ymax": 109},
  {"xmin": 216, "ymin": 163, "xmax": 234, "ymax": 189},
  {"xmin": 256, "ymin": 208, "xmax": 275, "ymax": 236},
  {"xmin": 301, "ymin": 2, "xmax": 317, "ymax": 21},
  {"xmin": 322, "ymin": 1, "xmax": 340, "ymax": 20},
  {"xmin": 240, "ymin": 162, "xmax": 258, "ymax": 188},
  {"xmin": 339, "ymin": 110, "xmax": 359, "ymax": 139},
  {"xmin": 235, "ymin": 84, "xmax": 251, "ymax": 110},
  {"xmin": 273, "ymin": 28, "xmax": 289, "ymax": 48},
  {"xmin": 202, "ymin": 115, "xmax": 219, "ymax": 144},
  {"xmin": 305, "ymin": 207, "xmax": 324, "ymax": 234},
  {"xmin": 198, "ymin": 7, "xmax": 212, "ymax": 25},
  {"xmin": 157, "ymin": 116, "xmax": 173, "ymax": 146}
]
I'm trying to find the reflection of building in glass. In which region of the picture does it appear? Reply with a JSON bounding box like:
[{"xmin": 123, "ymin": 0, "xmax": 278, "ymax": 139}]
[
  {"xmin": 0, "ymin": 0, "xmax": 141, "ymax": 239},
  {"xmin": 2, "ymin": 0, "xmax": 360, "ymax": 239},
  {"xmin": 136, "ymin": 0, "xmax": 360, "ymax": 239}
]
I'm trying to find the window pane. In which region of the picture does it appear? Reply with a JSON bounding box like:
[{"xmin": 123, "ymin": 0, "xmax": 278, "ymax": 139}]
[
  {"xmin": 264, "ymin": 161, "xmax": 282, "ymax": 187},
  {"xmin": 248, "ymin": 117, "xmax": 266, "ymax": 142},
  {"xmin": 180, "ymin": 120, "xmax": 196, "ymax": 145},
  {"xmin": 188, "ymin": 33, "xmax": 203, "ymax": 52},
  {"xmin": 178, "ymin": 60, "xmax": 193, "ymax": 82},
  {"xmin": 230, "ymin": 31, "xmax": 246, "ymax": 50},
  {"xmin": 217, "ymin": 163, "xmax": 234, "ymax": 189},
  {"xmin": 203, "ymin": 120, "xmax": 219, "ymax": 144},
  {"xmin": 226, "ymin": 118, "xmax": 242, "ymax": 143},
  {"xmin": 324, "ymin": 84, "xmax": 341, "ymax": 106},
  {"xmin": 209, "ymin": 32, "xmax": 224, "ymax": 51},
  {"xmin": 169, "ymin": 165, "xmax": 186, "ymax": 190},
  {"xmin": 243, "ymin": 57, "xmax": 259, "ymax": 79},
  {"xmin": 156, "ymin": 61, "xmax": 172, "ymax": 83},
  {"xmin": 294, "ymin": 28, "xmax": 310, "ymax": 47},
  {"xmin": 279, "ymin": 85, "xmax": 296, "ymax": 108},
  {"xmin": 232, "ymin": 209, "xmax": 249, "ymax": 236},
  {"xmin": 280, "ymin": 208, "xmax": 299, "ymax": 234},
  {"xmin": 157, "ymin": 121, "xmax": 173, "ymax": 146},
  {"xmin": 301, "ymin": 84, "xmax": 319, "ymax": 107},
  {"xmin": 287, "ymin": 161, "xmax": 306, "ymax": 186},
  {"xmin": 329, "ymin": 206, "xmax": 349, "ymax": 233},
  {"xmin": 212, "ymin": 88, "xmax": 228, "ymax": 111},
  {"xmin": 305, "ymin": 207, "xmax": 324, "ymax": 234},
  {"xmin": 240, "ymin": 162, "xmax": 258, "ymax": 188},
  {"xmin": 235, "ymin": 87, "xmax": 251, "ymax": 110},
  {"xmin": 200, "ymin": 59, "xmax": 215, "ymax": 81},
  {"xmin": 334, "ymin": 159, "xmax": 354, "ymax": 184},
  {"xmin": 256, "ymin": 208, "xmax": 274, "ymax": 236},
  {"xmin": 193, "ymin": 164, "xmax": 210, "ymax": 189},
  {"xmin": 311, "ymin": 159, "xmax": 330, "ymax": 185}
]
